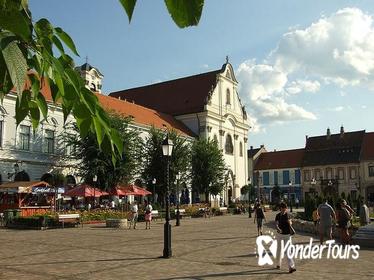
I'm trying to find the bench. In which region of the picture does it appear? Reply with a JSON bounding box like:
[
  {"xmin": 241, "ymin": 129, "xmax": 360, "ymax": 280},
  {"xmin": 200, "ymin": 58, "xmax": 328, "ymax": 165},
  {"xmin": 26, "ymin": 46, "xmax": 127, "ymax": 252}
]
[
  {"xmin": 58, "ymin": 213, "xmax": 81, "ymax": 228},
  {"xmin": 219, "ymin": 207, "xmax": 228, "ymax": 215},
  {"xmin": 151, "ymin": 210, "xmax": 161, "ymax": 221},
  {"xmin": 175, "ymin": 209, "xmax": 188, "ymax": 219}
]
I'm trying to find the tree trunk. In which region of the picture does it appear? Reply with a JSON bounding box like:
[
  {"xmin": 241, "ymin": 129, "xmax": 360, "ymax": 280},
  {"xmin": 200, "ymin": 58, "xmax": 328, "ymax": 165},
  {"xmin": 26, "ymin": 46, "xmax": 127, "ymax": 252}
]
[{"xmin": 205, "ymin": 190, "xmax": 209, "ymax": 204}]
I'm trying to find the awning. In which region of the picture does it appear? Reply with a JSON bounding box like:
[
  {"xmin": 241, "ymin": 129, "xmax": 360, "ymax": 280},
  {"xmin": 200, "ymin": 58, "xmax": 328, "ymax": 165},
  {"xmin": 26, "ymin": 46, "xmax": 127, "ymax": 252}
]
[
  {"xmin": 65, "ymin": 184, "xmax": 109, "ymax": 197},
  {"xmin": 110, "ymin": 185, "xmax": 152, "ymax": 196},
  {"xmin": 0, "ymin": 181, "xmax": 49, "ymax": 193}
]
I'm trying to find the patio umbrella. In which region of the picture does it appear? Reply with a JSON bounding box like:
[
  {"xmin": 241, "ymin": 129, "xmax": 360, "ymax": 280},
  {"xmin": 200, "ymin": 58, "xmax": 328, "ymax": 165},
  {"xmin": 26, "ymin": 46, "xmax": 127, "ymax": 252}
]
[
  {"xmin": 65, "ymin": 184, "xmax": 108, "ymax": 197},
  {"xmin": 110, "ymin": 185, "xmax": 152, "ymax": 196}
]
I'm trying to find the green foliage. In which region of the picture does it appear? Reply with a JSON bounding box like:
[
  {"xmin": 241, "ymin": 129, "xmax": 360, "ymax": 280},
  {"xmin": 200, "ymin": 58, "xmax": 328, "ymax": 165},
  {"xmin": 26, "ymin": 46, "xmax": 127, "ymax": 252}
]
[
  {"xmin": 191, "ymin": 138, "xmax": 226, "ymax": 202},
  {"xmin": 66, "ymin": 113, "xmax": 143, "ymax": 190},
  {"xmin": 142, "ymin": 127, "xmax": 191, "ymax": 197},
  {"xmin": 119, "ymin": 0, "xmax": 204, "ymax": 28},
  {"xmin": 241, "ymin": 184, "xmax": 255, "ymax": 201}
]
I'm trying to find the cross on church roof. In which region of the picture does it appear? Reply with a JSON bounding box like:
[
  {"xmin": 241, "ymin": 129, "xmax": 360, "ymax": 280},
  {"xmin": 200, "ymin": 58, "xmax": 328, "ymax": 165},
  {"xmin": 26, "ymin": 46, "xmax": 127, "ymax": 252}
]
[{"xmin": 226, "ymin": 55, "xmax": 229, "ymax": 64}]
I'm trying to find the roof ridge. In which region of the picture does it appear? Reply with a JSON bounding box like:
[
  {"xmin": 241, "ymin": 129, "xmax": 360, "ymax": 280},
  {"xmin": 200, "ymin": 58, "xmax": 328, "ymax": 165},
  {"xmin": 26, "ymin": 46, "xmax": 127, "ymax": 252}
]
[{"xmin": 110, "ymin": 68, "xmax": 221, "ymax": 94}]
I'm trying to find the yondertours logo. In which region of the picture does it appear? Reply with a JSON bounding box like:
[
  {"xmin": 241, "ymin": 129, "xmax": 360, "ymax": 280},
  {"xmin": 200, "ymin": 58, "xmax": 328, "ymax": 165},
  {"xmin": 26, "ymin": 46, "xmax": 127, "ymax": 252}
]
[{"xmin": 255, "ymin": 232, "xmax": 360, "ymax": 266}]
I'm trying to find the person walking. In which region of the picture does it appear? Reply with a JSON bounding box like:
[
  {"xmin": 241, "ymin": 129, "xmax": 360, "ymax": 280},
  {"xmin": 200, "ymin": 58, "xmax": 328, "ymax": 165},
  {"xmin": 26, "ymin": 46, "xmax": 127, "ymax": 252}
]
[
  {"xmin": 335, "ymin": 201, "xmax": 351, "ymax": 245},
  {"xmin": 129, "ymin": 201, "xmax": 138, "ymax": 229},
  {"xmin": 312, "ymin": 207, "xmax": 319, "ymax": 235},
  {"xmin": 144, "ymin": 200, "xmax": 153, "ymax": 229},
  {"xmin": 359, "ymin": 200, "xmax": 371, "ymax": 226},
  {"xmin": 254, "ymin": 203, "xmax": 266, "ymax": 236},
  {"xmin": 317, "ymin": 200, "xmax": 336, "ymax": 244},
  {"xmin": 275, "ymin": 202, "xmax": 296, "ymax": 273}
]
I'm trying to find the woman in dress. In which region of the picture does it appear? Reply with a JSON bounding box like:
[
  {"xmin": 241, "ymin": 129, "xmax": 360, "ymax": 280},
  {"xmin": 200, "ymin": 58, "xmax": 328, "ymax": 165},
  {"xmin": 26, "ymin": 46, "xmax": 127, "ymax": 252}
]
[{"xmin": 144, "ymin": 201, "xmax": 153, "ymax": 229}]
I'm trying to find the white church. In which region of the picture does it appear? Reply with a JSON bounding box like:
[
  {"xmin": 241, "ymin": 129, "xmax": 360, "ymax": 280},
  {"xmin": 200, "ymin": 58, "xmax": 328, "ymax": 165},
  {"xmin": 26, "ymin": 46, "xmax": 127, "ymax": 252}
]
[{"xmin": 0, "ymin": 59, "xmax": 249, "ymax": 204}]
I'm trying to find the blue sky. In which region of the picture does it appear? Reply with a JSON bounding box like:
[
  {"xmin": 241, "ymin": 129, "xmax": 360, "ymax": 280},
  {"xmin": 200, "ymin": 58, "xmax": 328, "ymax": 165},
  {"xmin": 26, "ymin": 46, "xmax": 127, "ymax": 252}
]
[{"xmin": 30, "ymin": 0, "xmax": 374, "ymax": 151}]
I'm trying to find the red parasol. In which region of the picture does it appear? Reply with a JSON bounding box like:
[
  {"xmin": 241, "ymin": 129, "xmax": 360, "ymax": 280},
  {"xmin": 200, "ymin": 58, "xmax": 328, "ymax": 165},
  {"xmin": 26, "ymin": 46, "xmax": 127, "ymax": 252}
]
[
  {"xmin": 110, "ymin": 184, "xmax": 152, "ymax": 196},
  {"xmin": 65, "ymin": 184, "xmax": 109, "ymax": 197}
]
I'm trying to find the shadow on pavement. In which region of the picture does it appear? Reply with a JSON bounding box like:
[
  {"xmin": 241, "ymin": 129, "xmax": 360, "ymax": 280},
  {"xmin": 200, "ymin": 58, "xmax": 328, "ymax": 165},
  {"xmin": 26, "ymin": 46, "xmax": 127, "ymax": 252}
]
[
  {"xmin": 157, "ymin": 267, "xmax": 288, "ymax": 280},
  {"xmin": 0, "ymin": 256, "xmax": 158, "ymax": 267}
]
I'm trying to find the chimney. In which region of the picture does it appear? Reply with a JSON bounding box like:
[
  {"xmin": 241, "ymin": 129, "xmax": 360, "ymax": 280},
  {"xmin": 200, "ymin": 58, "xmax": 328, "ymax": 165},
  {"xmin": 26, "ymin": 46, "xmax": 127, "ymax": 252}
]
[
  {"xmin": 305, "ymin": 135, "xmax": 308, "ymax": 141},
  {"xmin": 260, "ymin": 144, "xmax": 264, "ymax": 148},
  {"xmin": 250, "ymin": 146, "xmax": 253, "ymax": 150},
  {"xmin": 327, "ymin": 128, "xmax": 331, "ymax": 140},
  {"xmin": 340, "ymin": 125, "xmax": 344, "ymax": 138}
]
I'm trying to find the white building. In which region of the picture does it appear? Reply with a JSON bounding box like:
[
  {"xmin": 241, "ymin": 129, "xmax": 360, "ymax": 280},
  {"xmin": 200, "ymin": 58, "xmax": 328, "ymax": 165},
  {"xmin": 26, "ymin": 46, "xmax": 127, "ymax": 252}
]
[
  {"xmin": 110, "ymin": 59, "xmax": 250, "ymax": 202},
  {"xmin": 1, "ymin": 60, "xmax": 249, "ymax": 204}
]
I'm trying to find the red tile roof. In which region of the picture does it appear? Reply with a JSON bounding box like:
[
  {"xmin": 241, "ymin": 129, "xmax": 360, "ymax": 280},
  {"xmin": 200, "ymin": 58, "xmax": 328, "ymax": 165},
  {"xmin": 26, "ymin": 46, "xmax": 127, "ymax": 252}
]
[
  {"xmin": 109, "ymin": 68, "xmax": 224, "ymax": 116},
  {"xmin": 97, "ymin": 94, "xmax": 195, "ymax": 137},
  {"xmin": 254, "ymin": 149, "xmax": 305, "ymax": 170},
  {"xmin": 11, "ymin": 80, "xmax": 195, "ymax": 137},
  {"xmin": 362, "ymin": 132, "xmax": 374, "ymax": 160}
]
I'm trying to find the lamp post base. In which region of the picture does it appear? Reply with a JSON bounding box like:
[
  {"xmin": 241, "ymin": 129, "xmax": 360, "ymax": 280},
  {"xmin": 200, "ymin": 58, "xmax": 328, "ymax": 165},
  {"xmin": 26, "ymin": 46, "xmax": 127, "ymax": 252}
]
[
  {"xmin": 176, "ymin": 210, "xmax": 180, "ymax": 226},
  {"xmin": 163, "ymin": 222, "xmax": 172, "ymax": 258}
]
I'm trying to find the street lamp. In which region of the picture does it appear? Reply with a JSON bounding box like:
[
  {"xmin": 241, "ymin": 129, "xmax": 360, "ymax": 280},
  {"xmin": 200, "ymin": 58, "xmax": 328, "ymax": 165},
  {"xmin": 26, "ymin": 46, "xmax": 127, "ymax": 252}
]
[
  {"xmin": 288, "ymin": 180, "xmax": 293, "ymax": 212},
  {"xmin": 162, "ymin": 134, "xmax": 173, "ymax": 258},
  {"xmin": 310, "ymin": 178, "xmax": 317, "ymax": 197},
  {"xmin": 152, "ymin": 178, "xmax": 157, "ymax": 203},
  {"xmin": 93, "ymin": 175, "xmax": 97, "ymax": 208},
  {"xmin": 176, "ymin": 172, "xmax": 181, "ymax": 226},
  {"xmin": 248, "ymin": 177, "xmax": 252, "ymax": 218}
]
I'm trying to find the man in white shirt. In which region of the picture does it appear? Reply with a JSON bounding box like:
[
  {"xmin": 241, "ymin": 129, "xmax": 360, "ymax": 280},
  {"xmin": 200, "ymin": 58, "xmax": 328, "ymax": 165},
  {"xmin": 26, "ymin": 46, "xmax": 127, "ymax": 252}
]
[{"xmin": 130, "ymin": 201, "xmax": 138, "ymax": 229}]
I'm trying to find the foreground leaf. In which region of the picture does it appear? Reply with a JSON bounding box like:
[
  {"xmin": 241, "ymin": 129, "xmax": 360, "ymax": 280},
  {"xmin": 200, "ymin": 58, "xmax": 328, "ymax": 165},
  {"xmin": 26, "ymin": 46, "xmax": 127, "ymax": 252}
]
[
  {"xmin": 118, "ymin": 0, "xmax": 137, "ymax": 22},
  {"xmin": 164, "ymin": 0, "xmax": 204, "ymax": 28}
]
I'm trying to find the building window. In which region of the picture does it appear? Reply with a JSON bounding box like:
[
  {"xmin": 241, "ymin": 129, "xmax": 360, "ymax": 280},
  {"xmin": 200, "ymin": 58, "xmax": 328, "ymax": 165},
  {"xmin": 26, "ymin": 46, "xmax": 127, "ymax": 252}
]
[
  {"xmin": 226, "ymin": 89, "xmax": 231, "ymax": 105},
  {"xmin": 19, "ymin": 125, "xmax": 30, "ymax": 150},
  {"xmin": 350, "ymin": 168, "xmax": 357, "ymax": 179},
  {"xmin": 369, "ymin": 166, "xmax": 374, "ymax": 177},
  {"xmin": 0, "ymin": 120, "xmax": 3, "ymax": 148},
  {"xmin": 314, "ymin": 169, "xmax": 321, "ymax": 180},
  {"xmin": 304, "ymin": 170, "xmax": 311, "ymax": 182},
  {"xmin": 45, "ymin": 129, "xmax": 55, "ymax": 154},
  {"xmin": 274, "ymin": 171, "xmax": 278, "ymax": 185},
  {"xmin": 225, "ymin": 134, "xmax": 233, "ymax": 154},
  {"xmin": 326, "ymin": 168, "xmax": 333, "ymax": 179},
  {"xmin": 283, "ymin": 170, "xmax": 290, "ymax": 185},
  {"xmin": 239, "ymin": 142, "xmax": 243, "ymax": 157},
  {"xmin": 295, "ymin": 169, "xmax": 301, "ymax": 184},
  {"xmin": 338, "ymin": 168, "xmax": 345, "ymax": 180},
  {"xmin": 263, "ymin": 172, "xmax": 269, "ymax": 186}
]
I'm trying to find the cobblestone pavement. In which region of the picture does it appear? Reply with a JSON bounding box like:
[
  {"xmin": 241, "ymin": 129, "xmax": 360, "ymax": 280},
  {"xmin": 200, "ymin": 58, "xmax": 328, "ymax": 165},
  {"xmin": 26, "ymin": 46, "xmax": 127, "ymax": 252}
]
[{"xmin": 0, "ymin": 212, "xmax": 373, "ymax": 280}]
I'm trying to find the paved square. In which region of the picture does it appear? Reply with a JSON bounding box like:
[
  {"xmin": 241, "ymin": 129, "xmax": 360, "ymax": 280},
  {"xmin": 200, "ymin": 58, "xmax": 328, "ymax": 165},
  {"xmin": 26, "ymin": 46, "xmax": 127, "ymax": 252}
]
[{"xmin": 0, "ymin": 212, "xmax": 373, "ymax": 280}]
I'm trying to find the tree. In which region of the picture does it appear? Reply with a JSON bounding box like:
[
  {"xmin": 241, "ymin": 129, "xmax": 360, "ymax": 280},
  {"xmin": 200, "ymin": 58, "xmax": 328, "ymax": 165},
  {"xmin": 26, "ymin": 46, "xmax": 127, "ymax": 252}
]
[
  {"xmin": 0, "ymin": 0, "xmax": 204, "ymax": 159},
  {"xmin": 271, "ymin": 184, "xmax": 282, "ymax": 204},
  {"xmin": 241, "ymin": 184, "xmax": 255, "ymax": 202},
  {"xmin": 142, "ymin": 127, "xmax": 191, "ymax": 201},
  {"xmin": 191, "ymin": 138, "xmax": 226, "ymax": 203},
  {"xmin": 66, "ymin": 113, "xmax": 143, "ymax": 190}
]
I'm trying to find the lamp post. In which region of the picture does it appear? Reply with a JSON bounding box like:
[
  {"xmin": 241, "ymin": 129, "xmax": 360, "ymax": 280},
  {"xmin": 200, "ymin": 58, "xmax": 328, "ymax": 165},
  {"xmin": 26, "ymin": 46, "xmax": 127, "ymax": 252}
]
[
  {"xmin": 162, "ymin": 134, "xmax": 173, "ymax": 258},
  {"xmin": 176, "ymin": 172, "xmax": 181, "ymax": 226},
  {"xmin": 256, "ymin": 171, "xmax": 260, "ymax": 203},
  {"xmin": 310, "ymin": 178, "xmax": 317, "ymax": 197},
  {"xmin": 93, "ymin": 175, "xmax": 97, "ymax": 208},
  {"xmin": 288, "ymin": 180, "xmax": 293, "ymax": 212},
  {"xmin": 248, "ymin": 177, "xmax": 252, "ymax": 218},
  {"xmin": 152, "ymin": 178, "xmax": 157, "ymax": 203}
]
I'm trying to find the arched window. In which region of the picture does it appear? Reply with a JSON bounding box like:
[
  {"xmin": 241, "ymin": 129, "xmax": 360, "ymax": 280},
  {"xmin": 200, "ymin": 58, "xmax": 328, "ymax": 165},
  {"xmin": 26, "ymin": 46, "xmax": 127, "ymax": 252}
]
[
  {"xmin": 90, "ymin": 83, "xmax": 96, "ymax": 91},
  {"xmin": 66, "ymin": 175, "xmax": 76, "ymax": 185},
  {"xmin": 226, "ymin": 89, "xmax": 231, "ymax": 105},
  {"xmin": 225, "ymin": 134, "xmax": 234, "ymax": 154},
  {"xmin": 41, "ymin": 173, "xmax": 54, "ymax": 185},
  {"xmin": 239, "ymin": 142, "xmax": 243, "ymax": 157},
  {"xmin": 14, "ymin": 171, "xmax": 30, "ymax": 181}
]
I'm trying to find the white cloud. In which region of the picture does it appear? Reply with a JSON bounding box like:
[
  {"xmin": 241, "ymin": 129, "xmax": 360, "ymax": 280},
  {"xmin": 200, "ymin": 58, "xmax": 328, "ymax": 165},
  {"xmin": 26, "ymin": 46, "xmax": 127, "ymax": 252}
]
[
  {"xmin": 238, "ymin": 7, "xmax": 374, "ymax": 128},
  {"xmin": 273, "ymin": 8, "xmax": 374, "ymax": 88},
  {"xmin": 286, "ymin": 80, "xmax": 320, "ymax": 94},
  {"xmin": 328, "ymin": 106, "xmax": 344, "ymax": 112},
  {"xmin": 362, "ymin": 105, "xmax": 367, "ymax": 109}
]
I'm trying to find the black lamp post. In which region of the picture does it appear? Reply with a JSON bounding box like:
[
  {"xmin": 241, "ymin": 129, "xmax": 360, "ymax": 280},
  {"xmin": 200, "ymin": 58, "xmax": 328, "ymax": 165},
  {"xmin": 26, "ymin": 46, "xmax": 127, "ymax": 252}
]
[
  {"xmin": 288, "ymin": 180, "xmax": 293, "ymax": 212},
  {"xmin": 152, "ymin": 178, "xmax": 157, "ymax": 203},
  {"xmin": 162, "ymin": 134, "xmax": 173, "ymax": 258},
  {"xmin": 176, "ymin": 172, "xmax": 181, "ymax": 226},
  {"xmin": 248, "ymin": 177, "xmax": 252, "ymax": 218}
]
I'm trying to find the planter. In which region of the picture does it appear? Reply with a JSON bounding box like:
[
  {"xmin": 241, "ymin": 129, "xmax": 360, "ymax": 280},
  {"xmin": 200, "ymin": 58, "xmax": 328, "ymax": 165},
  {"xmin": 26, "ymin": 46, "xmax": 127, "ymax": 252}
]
[{"xmin": 106, "ymin": 218, "xmax": 128, "ymax": 229}]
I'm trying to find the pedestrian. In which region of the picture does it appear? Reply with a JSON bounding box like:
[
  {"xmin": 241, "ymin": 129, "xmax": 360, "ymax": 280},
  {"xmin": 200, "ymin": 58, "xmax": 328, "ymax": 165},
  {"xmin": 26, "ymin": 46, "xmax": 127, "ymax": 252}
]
[
  {"xmin": 359, "ymin": 200, "xmax": 371, "ymax": 226},
  {"xmin": 295, "ymin": 198, "xmax": 299, "ymax": 209},
  {"xmin": 111, "ymin": 200, "xmax": 116, "ymax": 209},
  {"xmin": 312, "ymin": 207, "xmax": 319, "ymax": 235},
  {"xmin": 129, "ymin": 201, "xmax": 138, "ymax": 229},
  {"xmin": 275, "ymin": 202, "xmax": 296, "ymax": 273},
  {"xmin": 144, "ymin": 200, "xmax": 153, "ymax": 229},
  {"xmin": 335, "ymin": 201, "xmax": 351, "ymax": 245},
  {"xmin": 254, "ymin": 203, "xmax": 266, "ymax": 236},
  {"xmin": 317, "ymin": 199, "xmax": 336, "ymax": 244}
]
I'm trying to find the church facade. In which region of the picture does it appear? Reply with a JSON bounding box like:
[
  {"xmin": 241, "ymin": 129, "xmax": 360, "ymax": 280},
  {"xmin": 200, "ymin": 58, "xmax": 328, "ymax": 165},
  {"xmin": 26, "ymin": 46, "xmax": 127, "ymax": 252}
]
[{"xmin": 110, "ymin": 60, "xmax": 250, "ymax": 202}]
